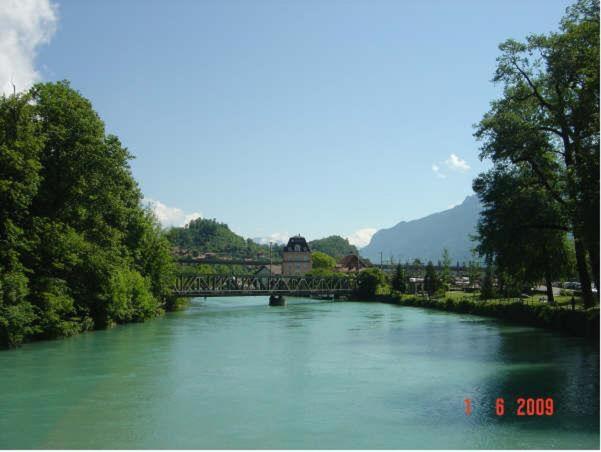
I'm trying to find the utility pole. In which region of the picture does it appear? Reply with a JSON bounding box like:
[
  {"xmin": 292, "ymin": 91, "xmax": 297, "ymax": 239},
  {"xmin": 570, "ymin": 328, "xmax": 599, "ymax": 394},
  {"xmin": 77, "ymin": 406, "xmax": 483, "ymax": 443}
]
[
  {"xmin": 380, "ymin": 251, "xmax": 383, "ymax": 271},
  {"xmin": 269, "ymin": 242, "xmax": 273, "ymax": 275}
]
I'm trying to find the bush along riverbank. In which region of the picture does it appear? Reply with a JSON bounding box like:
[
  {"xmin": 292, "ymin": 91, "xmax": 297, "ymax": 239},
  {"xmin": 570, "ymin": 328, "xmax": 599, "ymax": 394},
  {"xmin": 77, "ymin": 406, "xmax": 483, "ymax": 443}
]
[{"xmin": 359, "ymin": 293, "xmax": 599, "ymax": 343}]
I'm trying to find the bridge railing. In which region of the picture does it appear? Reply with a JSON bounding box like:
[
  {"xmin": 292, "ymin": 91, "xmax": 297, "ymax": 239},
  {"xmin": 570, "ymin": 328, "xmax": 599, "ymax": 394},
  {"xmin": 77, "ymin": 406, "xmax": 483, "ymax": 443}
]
[{"xmin": 172, "ymin": 274, "xmax": 356, "ymax": 296}]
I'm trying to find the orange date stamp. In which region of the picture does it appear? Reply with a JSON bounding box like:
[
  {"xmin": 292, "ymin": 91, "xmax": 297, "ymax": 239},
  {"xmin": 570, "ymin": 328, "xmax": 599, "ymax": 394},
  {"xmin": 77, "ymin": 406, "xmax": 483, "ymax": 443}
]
[{"xmin": 464, "ymin": 397, "xmax": 555, "ymax": 416}]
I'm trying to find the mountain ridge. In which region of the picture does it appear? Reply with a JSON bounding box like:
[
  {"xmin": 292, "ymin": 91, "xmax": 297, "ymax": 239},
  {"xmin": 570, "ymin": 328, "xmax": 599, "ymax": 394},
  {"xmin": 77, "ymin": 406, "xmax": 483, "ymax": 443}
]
[{"xmin": 361, "ymin": 195, "xmax": 482, "ymax": 264}]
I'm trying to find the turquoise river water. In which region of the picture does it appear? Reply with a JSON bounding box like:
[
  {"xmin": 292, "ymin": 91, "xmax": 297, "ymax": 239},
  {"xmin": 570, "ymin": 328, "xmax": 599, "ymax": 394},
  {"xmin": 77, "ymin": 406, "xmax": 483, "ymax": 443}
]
[{"xmin": 0, "ymin": 297, "xmax": 598, "ymax": 449}]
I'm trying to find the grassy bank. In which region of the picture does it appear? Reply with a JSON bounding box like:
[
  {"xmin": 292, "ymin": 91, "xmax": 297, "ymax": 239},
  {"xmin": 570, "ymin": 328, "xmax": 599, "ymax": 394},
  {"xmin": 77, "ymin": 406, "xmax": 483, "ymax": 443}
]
[{"xmin": 365, "ymin": 293, "xmax": 599, "ymax": 342}]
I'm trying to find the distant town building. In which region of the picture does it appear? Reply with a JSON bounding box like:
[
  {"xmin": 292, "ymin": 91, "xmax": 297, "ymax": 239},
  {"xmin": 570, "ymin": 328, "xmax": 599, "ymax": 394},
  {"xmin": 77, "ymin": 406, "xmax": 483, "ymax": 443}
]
[
  {"xmin": 282, "ymin": 235, "xmax": 312, "ymax": 276},
  {"xmin": 453, "ymin": 276, "xmax": 470, "ymax": 288},
  {"xmin": 409, "ymin": 277, "xmax": 425, "ymax": 294},
  {"xmin": 336, "ymin": 254, "xmax": 370, "ymax": 273}
]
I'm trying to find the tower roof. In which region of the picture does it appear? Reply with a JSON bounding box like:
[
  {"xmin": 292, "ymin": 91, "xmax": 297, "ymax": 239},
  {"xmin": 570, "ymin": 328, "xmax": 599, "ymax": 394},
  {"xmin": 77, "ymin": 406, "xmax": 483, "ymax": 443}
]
[{"xmin": 283, "ymin": 235, "xmax": 310, "ymax": 252}]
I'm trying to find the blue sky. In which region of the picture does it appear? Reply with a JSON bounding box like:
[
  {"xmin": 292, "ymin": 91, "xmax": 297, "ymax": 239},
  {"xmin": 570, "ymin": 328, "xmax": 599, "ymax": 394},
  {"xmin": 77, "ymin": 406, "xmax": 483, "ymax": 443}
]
[{"xmin": 3, "ymin": 0, "xmax": 573, "ymax": 246}]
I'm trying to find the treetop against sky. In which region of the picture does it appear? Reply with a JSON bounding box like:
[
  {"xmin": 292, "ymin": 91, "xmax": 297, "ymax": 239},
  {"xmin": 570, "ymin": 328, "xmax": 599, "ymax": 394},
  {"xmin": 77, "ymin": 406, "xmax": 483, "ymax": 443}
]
[{"xmin": 1, "ymin": 0, "xmax": 574, "ymax": 245}]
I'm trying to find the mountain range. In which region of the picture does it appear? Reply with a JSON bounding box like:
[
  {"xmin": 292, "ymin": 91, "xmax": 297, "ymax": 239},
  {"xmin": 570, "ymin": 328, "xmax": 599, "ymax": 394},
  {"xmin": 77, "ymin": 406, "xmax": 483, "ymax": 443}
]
[
  {"xmin": 168, "ymin": 196, "xmax": 483, "ymax": 264},
  {"xmin": 361, "ymin": 195, "xmax": 483, "ymax": 264}
]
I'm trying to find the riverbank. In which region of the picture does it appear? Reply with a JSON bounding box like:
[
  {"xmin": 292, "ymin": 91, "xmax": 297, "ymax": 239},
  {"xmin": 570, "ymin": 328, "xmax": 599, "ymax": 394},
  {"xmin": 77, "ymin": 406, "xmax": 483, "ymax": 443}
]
[{"xmin": 356, "ymin": 293, "xmax": 600, "ymax": 343}]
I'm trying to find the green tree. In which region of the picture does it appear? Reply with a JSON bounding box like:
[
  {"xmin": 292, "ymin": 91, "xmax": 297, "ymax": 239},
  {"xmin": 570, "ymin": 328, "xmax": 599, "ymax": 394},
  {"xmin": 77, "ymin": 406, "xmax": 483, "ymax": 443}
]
[
  {"xmin": 440, "ymin": 248, "xmax": 452, "ymax": 288},
  {"xmin": 355, "ymin": 268, "xmax": 386, "ymax": 299},
  {"xmin": 467, "ymin": 260, "xmax": 481, "ymax": 291},
  {"xmin": 480, "ymin": 265, "xmax": 496, "ymax": 300},
  {"xmin": 311, "ymin": 251, "xmax": 336, "ymax": 270},
  {"xmin": 474, "ymin": 165, "xmax": 573, "ymax": 304},
  {"xmin": 391, "ymin": 263, "xmax": 406, "ymax": 293},
  {"xmin": 423, "ymin": 261, "xmax": 441, "ymax": 297},
  {"xmin": 474, "ymin": 0, "xmax": 599, "ymax": 306},
  {"xmin": 0, "ymin": 90, "xmax": 43, "ymax": 346},
  {"xmin": 411, "ymin": 259, "xmax": 424, "ymax": 277},
  {"xmin": 306, "ymin": 267, "xmax": 337, "ymax": 277},
  {"xmin": 0, "ymin": 81, "xmax": 176, "ymax": 347}
]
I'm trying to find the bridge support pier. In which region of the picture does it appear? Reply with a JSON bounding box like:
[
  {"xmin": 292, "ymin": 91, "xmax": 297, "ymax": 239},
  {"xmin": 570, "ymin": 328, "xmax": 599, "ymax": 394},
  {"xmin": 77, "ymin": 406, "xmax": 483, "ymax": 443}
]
[{"xmin": 269, "ymin": 295, "xmax": 286, "ymax": 306}]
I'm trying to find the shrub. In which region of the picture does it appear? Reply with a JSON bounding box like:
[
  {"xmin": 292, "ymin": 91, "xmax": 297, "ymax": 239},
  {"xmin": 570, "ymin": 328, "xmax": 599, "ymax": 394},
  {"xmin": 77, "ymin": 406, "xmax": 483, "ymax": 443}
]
[
  {"xmin": 394, "ymin": 293, "xmax": 599, "ymax": 341},
  {"xmin": 107, "ymin": 268, "xmax": 159, "ymax": 323}
]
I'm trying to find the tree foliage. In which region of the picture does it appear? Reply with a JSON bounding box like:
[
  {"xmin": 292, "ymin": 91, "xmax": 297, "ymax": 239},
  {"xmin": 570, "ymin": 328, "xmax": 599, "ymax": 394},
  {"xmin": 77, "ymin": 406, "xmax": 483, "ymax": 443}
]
[
  {"xmin": 480, "ymin": 265, "xmax": 496, "ymax": 300},
  {"xmin": 424, "ymin": 261, "xmax": 441, "ymax": 297},
  {"xmin": 473, "ymin": 0, "xmax": 599, "ymax": 307},
  {"xmin": 306, "ymin": 268, "xmax": 338, "ymax": 277},
  {"xmin": 355, "ymin": 268, "xmax": 386, "ymax": 299},
  {"xmin": 0, "ymin": 81, "xmax": 175, "ymax": 348},
  {"xmin": 391, "ymin": 264, "xmax": 406, "ymax": 293},
  {"xmin": 440, "ymin": 248, "xmax": 452, "ymax": 287},
  {"xmin": 474, "ymin": 165, "xmax": 574, "ymax": 303},
  {"xmin": 311, "ymin": 251, "xmax": 336, "ymax": 270},
  {"xmin": 467, "ymin": 260, "xmax": 482, "ymax": 290}
]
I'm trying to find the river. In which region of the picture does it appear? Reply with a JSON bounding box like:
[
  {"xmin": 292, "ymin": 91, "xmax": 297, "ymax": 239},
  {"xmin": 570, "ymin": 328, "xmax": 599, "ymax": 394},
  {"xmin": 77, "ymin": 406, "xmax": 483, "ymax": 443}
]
[{"xmin": 0, "ymin": 297, "xmax": 598, "ymax": 449}]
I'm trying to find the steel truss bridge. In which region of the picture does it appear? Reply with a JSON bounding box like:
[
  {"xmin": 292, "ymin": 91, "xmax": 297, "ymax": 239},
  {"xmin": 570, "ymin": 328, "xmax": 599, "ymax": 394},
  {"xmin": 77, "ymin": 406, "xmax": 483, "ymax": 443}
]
[{"xmin": 172, "ymin": 274, "xmax": 356, "ymax": 298}]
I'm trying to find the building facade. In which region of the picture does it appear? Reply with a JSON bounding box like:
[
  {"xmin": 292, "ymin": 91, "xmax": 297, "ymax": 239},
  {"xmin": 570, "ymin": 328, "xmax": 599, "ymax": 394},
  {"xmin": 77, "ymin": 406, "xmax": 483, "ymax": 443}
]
[{"xmin": 282, "ymin": 235, "xmax": 312, "ymax": 276}]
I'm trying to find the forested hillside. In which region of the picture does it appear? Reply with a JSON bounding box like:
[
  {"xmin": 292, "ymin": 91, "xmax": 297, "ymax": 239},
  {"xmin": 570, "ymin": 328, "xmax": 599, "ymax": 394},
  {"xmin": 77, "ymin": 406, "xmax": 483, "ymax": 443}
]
[
  {"xmin": 166, "ymin": 218, "xmax": 283, "ymax": 258},
  {"xmin": 308, "ymin": 236, "xmax": 358, "ymax": 259},
  {"xmin": 167, "ymin": 225, "xmax": 357, "ymax": 261},
  {"xmin": 0, "ymin": 82, "xmax": 175, "ymax": 348}
]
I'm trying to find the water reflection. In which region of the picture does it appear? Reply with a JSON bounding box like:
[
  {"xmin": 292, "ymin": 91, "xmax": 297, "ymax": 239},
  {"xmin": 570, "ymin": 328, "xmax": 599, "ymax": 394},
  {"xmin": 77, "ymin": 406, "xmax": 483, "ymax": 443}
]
[{"xmin": 474, "ymin": 327, "xmax": 599, "ymax": 437}]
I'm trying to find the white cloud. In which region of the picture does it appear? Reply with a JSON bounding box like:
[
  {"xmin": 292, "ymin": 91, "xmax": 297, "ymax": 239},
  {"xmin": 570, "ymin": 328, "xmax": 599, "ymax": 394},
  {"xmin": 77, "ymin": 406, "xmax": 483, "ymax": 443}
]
[
  {"xmin": 0, "ymin": 0, "xmax": 58, "ymax": 95},
  {"xmin": 432, "ymin": 153, "xmax": 470, "ymax": 179},
  {"xmin": 145, "ymin": 198, "xmax": 202, "ymax": 227},
  {"xmin": 432, "ymin": 164, "xmax": 446, "ymax": 179},
  {"xmin": 183, "ymin": 212, "xmax": 202, "ymax": 225},
  {"xmin": 346, "ymin": 228, "xmax": 377, "ymax": 248},
  {"xmin": 252, "ymin": 232, "xmax": 290, "ymax": 245},
  {"xmin": 444, "ymin": 153, "xmax": 470, "ymax": 172}
]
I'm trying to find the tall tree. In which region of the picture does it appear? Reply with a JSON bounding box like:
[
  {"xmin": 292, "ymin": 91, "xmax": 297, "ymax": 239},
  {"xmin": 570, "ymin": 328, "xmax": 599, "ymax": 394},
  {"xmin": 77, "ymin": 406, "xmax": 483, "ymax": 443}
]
[
  {"xmin": 474, "ymin": 0, "xmax": 599, "ymax": 307},
  {"xmin": 411, "ymin": 259, "xmax": 424, "ymax": 277},
  {"xmin": 480, "ymin": 265, "xmax": 496, "ymax": 300},
  {"xmin": 474, "ymin": 165, "xmax": 573, "ymax": 304},
  {"xmin": 440, "ymin": 248, "xmax": 453, "ymax": 287},
  {"xmin": 391, "ymin": 263, "xmax": 406, "ymax": 293},
  {"xmin": 467, "ymin": 260, "xmax": 481, "ymax": 291},
  {"xmin": 424, "ymin": 261, "xmax": 441, "ymax": 297}
]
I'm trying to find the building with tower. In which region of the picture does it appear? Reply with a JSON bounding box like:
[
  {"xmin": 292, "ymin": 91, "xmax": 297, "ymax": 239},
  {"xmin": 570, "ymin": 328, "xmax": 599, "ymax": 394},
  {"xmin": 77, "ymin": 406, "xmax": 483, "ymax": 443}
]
[{"xmin": 282, "ymin": 235, "xmax": 312, "ymax": 276}]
